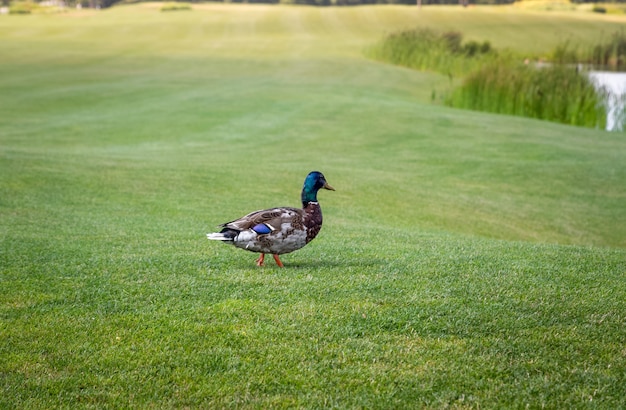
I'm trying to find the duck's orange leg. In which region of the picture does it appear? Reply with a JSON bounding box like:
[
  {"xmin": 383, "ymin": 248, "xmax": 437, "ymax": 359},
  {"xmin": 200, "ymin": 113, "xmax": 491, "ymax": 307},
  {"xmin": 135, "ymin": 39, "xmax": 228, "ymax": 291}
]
[
  {"xmin": 272, "ymin": 254, "xmax": 284, "ymax": 268},
  {"xmin": 255, "ymin": 253, "xmax": 265, "ymax": 266}
]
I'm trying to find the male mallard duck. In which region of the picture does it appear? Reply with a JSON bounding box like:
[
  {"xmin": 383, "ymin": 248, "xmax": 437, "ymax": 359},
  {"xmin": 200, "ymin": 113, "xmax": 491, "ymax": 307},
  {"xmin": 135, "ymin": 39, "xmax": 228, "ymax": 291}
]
[{"xmin": 207, "ymin": 171, "xmax": 334, "ymax": 267}]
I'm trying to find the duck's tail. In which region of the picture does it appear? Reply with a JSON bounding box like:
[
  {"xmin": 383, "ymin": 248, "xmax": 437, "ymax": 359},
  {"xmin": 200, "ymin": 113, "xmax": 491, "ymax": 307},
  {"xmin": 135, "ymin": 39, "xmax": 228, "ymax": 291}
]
[
  {"xmin": 207, "ymin": 228, "xmax": 238, "ymax": 241},
  {"xmin": 207, "ymin": 233, "xmax": 229, "ymax": 241}
]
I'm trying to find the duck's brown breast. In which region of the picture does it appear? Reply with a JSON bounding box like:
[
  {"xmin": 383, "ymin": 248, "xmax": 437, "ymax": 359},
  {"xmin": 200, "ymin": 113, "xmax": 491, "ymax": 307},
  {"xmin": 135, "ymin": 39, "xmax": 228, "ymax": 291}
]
[{"xmin": 303, "ymin": 202, "xmax": 323, "ymax": 243}]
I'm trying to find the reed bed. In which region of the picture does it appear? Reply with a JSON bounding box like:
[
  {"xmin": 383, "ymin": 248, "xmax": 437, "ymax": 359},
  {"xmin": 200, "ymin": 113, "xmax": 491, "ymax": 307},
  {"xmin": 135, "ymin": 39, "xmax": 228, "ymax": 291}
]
[
  {"xmin": 446, "ymin": 63, "xmax": 607, "ymax": 128},
  {"xmin": 367, "ymin": 28, "xmax": 498, "ymax": 77},
  {"xmin": 369, "ymin": 27, "xmax": 611, "ymax": 129}
]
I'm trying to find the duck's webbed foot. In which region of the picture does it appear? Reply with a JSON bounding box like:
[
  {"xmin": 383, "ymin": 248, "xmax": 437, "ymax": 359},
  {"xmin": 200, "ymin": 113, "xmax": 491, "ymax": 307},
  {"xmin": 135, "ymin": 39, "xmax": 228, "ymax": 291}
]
[
  {"xmin": 272, "ymin": 254, "xmax": 284, "ymax": 268},
  {"xmin": 255, "ymin": 253, "xmax": 265, "ymax": 266}
]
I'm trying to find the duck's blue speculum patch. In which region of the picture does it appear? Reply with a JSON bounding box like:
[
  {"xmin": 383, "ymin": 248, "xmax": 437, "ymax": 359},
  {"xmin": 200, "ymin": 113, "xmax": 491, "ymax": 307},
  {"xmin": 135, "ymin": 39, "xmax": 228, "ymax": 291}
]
[{"xmin": 252, "ymin": 223, "xmax": 272, "ymax": 235}]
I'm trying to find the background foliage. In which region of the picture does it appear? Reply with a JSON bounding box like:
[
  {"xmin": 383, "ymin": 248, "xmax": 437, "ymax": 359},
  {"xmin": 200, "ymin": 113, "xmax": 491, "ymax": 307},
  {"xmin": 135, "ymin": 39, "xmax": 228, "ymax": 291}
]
[{"xmin": 7, "ymin": 0, "xmax": 626, "ymax": 9}]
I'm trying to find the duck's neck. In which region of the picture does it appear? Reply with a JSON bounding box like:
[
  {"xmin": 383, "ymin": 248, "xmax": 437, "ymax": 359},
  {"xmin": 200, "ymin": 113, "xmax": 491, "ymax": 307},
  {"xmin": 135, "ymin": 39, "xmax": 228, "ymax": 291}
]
[{"xmin": 301, "ymin": 189, "xmax": 319, "ymax": 208}]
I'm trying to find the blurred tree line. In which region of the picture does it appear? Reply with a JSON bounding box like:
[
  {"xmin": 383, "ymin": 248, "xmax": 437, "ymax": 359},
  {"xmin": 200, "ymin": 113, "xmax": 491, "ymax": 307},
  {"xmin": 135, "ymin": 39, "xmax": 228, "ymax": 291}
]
[
  {"xmin": 4, "ymin": 0, "xmax": 626, "ymax": 10},
  {"xmin": 144, "ymin": 0, "xmax": 624, "ymax": 4}
]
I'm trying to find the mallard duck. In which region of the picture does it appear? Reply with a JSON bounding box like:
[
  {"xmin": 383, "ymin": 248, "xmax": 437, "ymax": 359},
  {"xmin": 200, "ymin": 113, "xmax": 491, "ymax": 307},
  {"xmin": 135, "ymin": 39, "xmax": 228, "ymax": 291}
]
[{"xmin": 207, "ymin": 171, "xmax": 335, "ymax": 267}]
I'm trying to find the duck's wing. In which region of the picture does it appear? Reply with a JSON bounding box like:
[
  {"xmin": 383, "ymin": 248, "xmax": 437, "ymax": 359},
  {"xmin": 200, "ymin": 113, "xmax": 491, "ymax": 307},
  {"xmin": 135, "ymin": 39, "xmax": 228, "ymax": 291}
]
[{"xmin": 221, "ymin": 207, "xmax": 303, "ymax": 232}]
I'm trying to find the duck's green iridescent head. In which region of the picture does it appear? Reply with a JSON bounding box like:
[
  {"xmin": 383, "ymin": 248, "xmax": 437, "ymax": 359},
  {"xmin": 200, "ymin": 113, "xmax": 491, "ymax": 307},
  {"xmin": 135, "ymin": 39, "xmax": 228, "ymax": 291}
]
[{"xmin": 301, "ymin": 171, "xmax": 334, "ymax": 206}]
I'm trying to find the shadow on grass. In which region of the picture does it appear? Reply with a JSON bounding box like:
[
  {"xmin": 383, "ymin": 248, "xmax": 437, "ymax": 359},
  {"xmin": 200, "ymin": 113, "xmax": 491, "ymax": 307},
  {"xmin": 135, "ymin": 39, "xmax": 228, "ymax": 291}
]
[
  {"xmin": 204, "ymin": 255, "xmax": 387, "ymax": 271},
  {"xmin": 285, "ymin": 258, "xmax": 387, "ymax": 270}
]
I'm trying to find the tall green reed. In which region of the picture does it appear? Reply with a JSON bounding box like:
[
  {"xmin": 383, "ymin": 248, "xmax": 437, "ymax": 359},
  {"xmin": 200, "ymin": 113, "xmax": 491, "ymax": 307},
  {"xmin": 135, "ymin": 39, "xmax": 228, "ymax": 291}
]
[
  {"xmin": 552, "ymin": 30, "xmax": 626, "ymax": 70},
  {"xmin": 591, "ymin": 30, "xmax": 626, "ymax": 70}
]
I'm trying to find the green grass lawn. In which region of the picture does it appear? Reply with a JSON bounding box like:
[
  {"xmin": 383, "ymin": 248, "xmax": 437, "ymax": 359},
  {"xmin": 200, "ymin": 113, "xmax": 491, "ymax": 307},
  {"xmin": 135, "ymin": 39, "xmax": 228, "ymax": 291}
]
[{"xmin": 1, "ymin": 4, "xmax": 625, "ymax": 408}]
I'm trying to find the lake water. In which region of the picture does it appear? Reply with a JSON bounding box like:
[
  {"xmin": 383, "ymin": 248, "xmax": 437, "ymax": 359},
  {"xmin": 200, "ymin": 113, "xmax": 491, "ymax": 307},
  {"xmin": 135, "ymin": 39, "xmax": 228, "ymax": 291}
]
[{"xmin": 588, "ymin": 71, "xmax": 626, "ymax": 132}]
